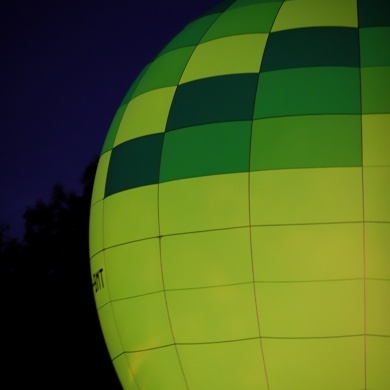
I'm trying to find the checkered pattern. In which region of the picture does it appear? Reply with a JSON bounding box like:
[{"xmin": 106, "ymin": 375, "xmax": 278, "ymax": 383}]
[{"xmin": 90, "ymin": 0, "xmax": 390, "ymax": 389}]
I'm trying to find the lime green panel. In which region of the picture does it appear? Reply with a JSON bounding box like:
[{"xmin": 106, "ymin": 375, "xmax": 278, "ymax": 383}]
[
  {"xmin": 112, "ymin": 293, "xmax": 173, "ymax": 351},
  {"xmin": 257, "ymin": 280, "xmax": 364, "ymax": 337},
  {"xmin": 167, "ymin": 284, "xmax": 258, "ymax": 343},
  {"xmin": 361, "ymin": 66, "xmax": 390, "ymax": 113},
  {"xmin": 102, "ymin": 105, "xmax": 127, "ymax": 154},
  {"xmin": 272, "ymin": 0, "xmax": 358, "ymax": 31},
  {"xmin": 89, "ymin": 200, "xmax": 104, "ymax": 257},
  {"xmin": 255, "ymin": 67, "xmax": 361, "ymax": 118},
  {"xmin": 125, "ymin": 347, "xmax": 187, "ymax": 390},
  {"xmin": 114, "ymin": 86, "xmax": 176, "ymax": 146},
  {"xmin": 103, "ymin": 185, "xmax": 159, "ymax": 247},
  {"xmin": 200, "ymin": 2, "xmax": 282, "ymax": 41},
  {"xmin": 98, "ymin": 303, "xmax": 122, "ymax": 359},
  {"xmin": 250, "ymin": 115, "xmax": 362, "ymax": 171},
  {"xmin": 252, "ymin": 223, "xmax": 364, "ymax": 282},
  {"xmin": 364, "ymin": 167, "xmax": 390, "ymax": 222},
  {"xmin": 90, "ymin": 251, "xmax": 109, "ymax": 309},
  {"xmin": 112, "ymin": 354, "xmax": 137, "ymax": 390},
  {"xmin": 159, "ymin": 14, "xmax": 221, "ymax": 55},
  {"xmin": 91, "ymin": 151, "xmax": 111, "ymax": 205},
  {"xmin": 120, "ymin": 64, "xmax": 151, "ymax": 106},
  {"xmin": 159, "ymin": 173, "xmax": 249, "ymax": 236},
  {"xmin": 365, "ymin": 223, "xmax": 390, "ymax": 279},
  {"xmin": 178, "ymin": 340, "xmax": 268, "ymax": 389},
  {"xmin": 250, "ymin": 168, "xmax": 363, "ymax": 225},
  {"xmin": 105, "ymin": 239, "xmax": 162, "ymax": 300},
  {"xmin": 161, "ymin": 228, "xmax": 252, "ymax": 290},
  {"xmin": 367, "ymin": 336, "xmax": 390, "ymax": 390},
  {"xmin": 160, "ymin": 121, "xmax": 251, "ymax": 183},
  {"xmin": 132, "ymin": 46, "xmax": 195, "ymax": 98},
  {"xmin": 360, "ymin": 27, "xmax": 390, "ymax": 67},
  {"xmin": 362, "ymin": 114, "xmax": 390, "ymax": 166},
  {"xmin": 366, "ymin": 280, "xmax": 390, "ymax": 335},
  {"xmin": 263, "ymin": 337, "xmax": 365, "ymax": 389},
  {"xmin": 180, "ymin": 34, "xmax": 267, "ymax": 83}
]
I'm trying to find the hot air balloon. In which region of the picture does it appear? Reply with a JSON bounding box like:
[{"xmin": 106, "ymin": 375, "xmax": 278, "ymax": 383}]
[{"xmin": 89, "ymin": 0, "xmax": 390, "ymax": 388}]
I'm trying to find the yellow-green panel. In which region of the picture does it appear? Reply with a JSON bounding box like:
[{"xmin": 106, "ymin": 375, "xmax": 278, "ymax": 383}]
[
  {"xmin": 125, "ymin": 347, "xmax": 187, "ymax": 390},
  {"xmin": 250, "ymin": 168, "xmax": 363, "ymax": 226},
  {"xmin": 105, "ymin": 239, "xmax": 162, "ymax": 300},
  {"xmin": 112, "ymin": 293, "xmax": 173, "ymax": 351},
  {"xmin": 367, "ymin": 336, "xmax": 390, "ymax": 390},
  {"xmin": 364, "ymin": 167, "xmax": 390, "ymax": 222},
  {"xmin": 98, "ymin": 302, "xmax": 123, "ymax": 359},
  {"xmin": 366, "ymin": 279, "xmax": 390, "ymax": 335},
  {"xmin": 271, "ymin": 0, "xmax": 358, "ymax": 32},
  {"xmin": 166, "ymin": 284, "xmax": 258, "ymax": 343},
  {"xmin": 256, "ymin": 280, "xmax": 364, "ymax": 337},
  {"xmin": 179, "ymin": 34, "xmax": 267, "ymax": 84},
  {"xmin": 91, "ymin": 151, "xmax": 111, "ymax": 205},
  {"xmin": 161, "ymin": 228, "xmax": 252, "ymax": 289},
  {"xmin": 251, "ymin": 223, "xmax": 364, "ymax": 282},
  {"xmin": 362, "ymin": 114, "xmax": 390, "ymax": 166},
  {"xmin": 90, "ymin": 251, "xmax": 109, "ymax": 309},
  {"xmin": 112, "ymin": 354, "xmax": 137, "ymax": 390},
  {"xmin": 262, "ymin": 337, "xmax": 365, "ymax": 389},
  {"xmin": 178, "ymin": 340, "xmax": 268, "ymax": 390},
  {"xmin": 89, "ymin": 200, "xmax": 104, "ymax": 257},
  {"xmin": 114, "ymin": 86, "xmax": 176, "ymax": 146},
  {"xmin": 103, "ymin": 185, "xmax": 159, "ymax": 248},
  {"xmin": 132, "ymin": 46, "xmax": 195, "ymax": 98},
  {"xmin": 159, "ymin": 173, "xmax": 249, "ymax": 236},
  {"xmin": 365, "ymin": 223, "xmax": 390, "ymax": 280}
]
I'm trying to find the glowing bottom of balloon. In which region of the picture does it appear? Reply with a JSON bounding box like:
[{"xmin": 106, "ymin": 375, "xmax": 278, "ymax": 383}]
[{"xmin": 90, "ymin": 165, "xmax": 390, "ymax": 389}]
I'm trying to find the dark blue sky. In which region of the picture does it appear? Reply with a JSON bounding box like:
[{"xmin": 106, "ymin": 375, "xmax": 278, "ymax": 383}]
[{"xmin": 0, "ymin": 0, "xmax": 221, "ymax": 239}]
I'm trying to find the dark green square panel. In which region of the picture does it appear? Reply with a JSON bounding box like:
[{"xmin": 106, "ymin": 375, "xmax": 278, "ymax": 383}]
[
  {"xmin": 203, "ymin": 0, "xmax": 236, "ymax": 15},
  {"xmin": 254, "ymin": 67, "xmax": 361, "ymax": 118},
  {"xmin": 250, "ymin": 115, "xmax": 362, "ymax": 171},
  {"xmin": 105, "ymin": 133, "xmax": 164, "ymax": 197},
  {"xmin": 166, "ymin": 74, "xmax": 258, "ymax": 131},
  {"xmin": 160, "ymin": 121, "xmax": 251, "ymax": 182},
  {"xmin": 260, "ymin": 27, "xmax": 360, "ymax": 72},
  {"xmin": 358, "ymin": 0, "xmax": 390, "ymax": 27}
]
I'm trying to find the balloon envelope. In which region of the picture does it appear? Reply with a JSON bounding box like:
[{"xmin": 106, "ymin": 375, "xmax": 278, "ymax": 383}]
[{"xmin": 89, "ymin": 0, "xmax": 390, "ymax": 388}]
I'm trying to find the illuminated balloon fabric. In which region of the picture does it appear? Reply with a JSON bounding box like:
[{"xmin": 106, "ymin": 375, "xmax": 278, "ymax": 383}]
[{"xmin": 89, "ymin": 0, "xmax": 390, "ymax": 388}]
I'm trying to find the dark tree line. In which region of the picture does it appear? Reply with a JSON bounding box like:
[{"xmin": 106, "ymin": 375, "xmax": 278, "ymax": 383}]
[{"xmin": 1, "ymin": 157, "xmax": 122, "ymax": 389}]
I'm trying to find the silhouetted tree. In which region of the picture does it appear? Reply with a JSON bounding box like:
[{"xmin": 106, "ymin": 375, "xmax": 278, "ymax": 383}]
[{"xmin": 2, "ymin": 157, "xmax": 122, "ymax": 389}]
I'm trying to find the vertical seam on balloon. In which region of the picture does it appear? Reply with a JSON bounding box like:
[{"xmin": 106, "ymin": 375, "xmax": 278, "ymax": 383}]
[
  {"xmin": 176, "ymin": 0, "xmax": 237, "ymax": 86},
  {"xmin": 153, "ymin": 7, "xmax": 241, "ymax": 388},
  {"xmin": 101, "ymin": 195, "xmax": 141, "ymax": 390},
  {"xmin": 247, "ymin": 1, "xmax": 286, "ymax": 388},
  {"xmin": 157, "ymin": 166, "xmax": 190, "ymax": 389},
  {"xmin": 356, "ymin": 2, "xmax": 367, "ymax": 388}
]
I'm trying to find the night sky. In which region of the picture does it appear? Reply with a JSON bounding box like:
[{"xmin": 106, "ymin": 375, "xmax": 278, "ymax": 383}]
[{"xmin": 1, "ymin": 0, "xmax": 221, "ymax": 240}]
